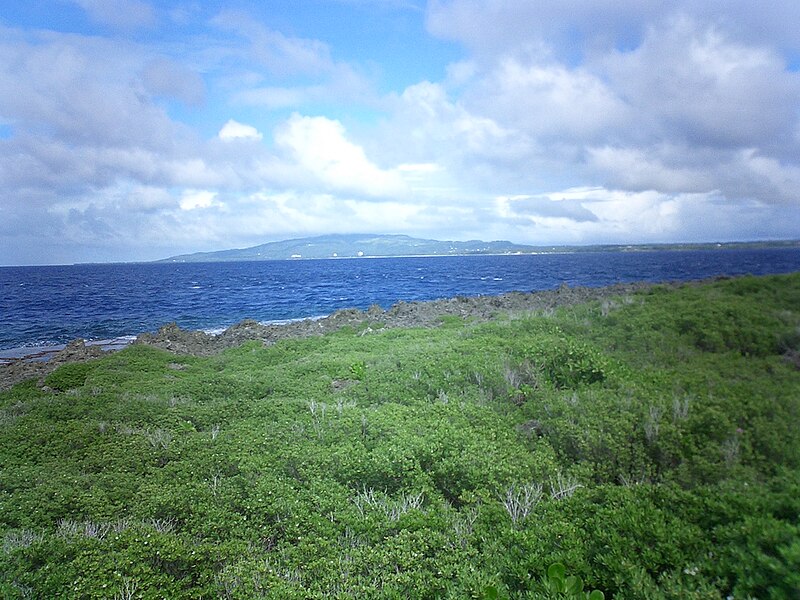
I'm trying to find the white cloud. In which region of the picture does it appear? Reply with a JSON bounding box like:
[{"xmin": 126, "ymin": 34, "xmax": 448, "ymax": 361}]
[
  {"xmin": 179, "ymin": 190, "xmax": 218, "ymax": 211},
  {"xmin": 208, "ymin": 10, "xmax": 376, "ymax": 111},
  {"xmin": 602, "ymin": 17, "xmax": 800, "ymax": 150},
  {"xmin": 426, "ymin": 1, "xmax": 800, "ymax": 59},
  {"xmin": 492, "ymin": 187, "xmax": 738, "ymax": 245},
  {"xmin": 412, "ymin": 5, "xmax": 800, "ymax": 211},
  {"xmin": 210, "ymin": 10, "xmax": 336, "ymax": 76},
  {"xmin": 463, "ymin": 56, "xmax": 627, "ymax": 141},
  {"xmin": 2, "ymin": 2, "xmax": 800, "ymax": 264},
  {"xmin": 274, "ymin": 114, "xmax": 408, "ymax": 198},
  {"xmin": 396, "ymin": 163, "xmax": 442, "ymax": 174},
  {"xmin": 71, "ymin": 0, "xmax": 157, "ymax": 29},
  {"xmin": 121, "ymin": 185, "xmax": 177, "ymax": 212},
  {"xmin": 0, "ymin": 30, "xmax": 187, "ymax": 151},
  {"xmin": 374, "ymin": 81, "xmax": 531, "ymax": 194},
  {"xmin": 426, "ymin": 0, "xmax": 653, "ymax": 58},
  {"xmin": 218, "ymin": 119, "xmax": 264, "ymax": 141},
  {"xmin": 734, "ymin": 149, "xmax": 800, "ymax": 204},
  {"xmin": 586, "ymin": 145, "xmax": 717, "ymax": 193},
  {"xmin": 167, "ymin": 190, "xmax": 435, "ymax": 245}
]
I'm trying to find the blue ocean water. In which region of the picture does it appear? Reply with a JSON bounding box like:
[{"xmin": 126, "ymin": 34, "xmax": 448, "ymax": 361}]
[{"xmin": 1, "ymin": 248, "xmax": 799, "ymax": 353}]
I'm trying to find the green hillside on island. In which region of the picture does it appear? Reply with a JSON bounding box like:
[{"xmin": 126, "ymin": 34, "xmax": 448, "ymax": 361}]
[
  {"xmin": 157, "ymin": 233, "xmax": 800, "ymax": 262},
  {"xmin": 2, "ymin": 274, "xmax": 800, "ymax": 598},
  {"xmin": 158, "ymin": 234, "xmax": 536, "ymax": 262}
]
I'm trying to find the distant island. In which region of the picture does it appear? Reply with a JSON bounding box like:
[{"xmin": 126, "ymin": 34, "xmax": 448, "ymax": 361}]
[{"xmin": 157, "ymin": 234, "xmax": 800, "ymax": 263}]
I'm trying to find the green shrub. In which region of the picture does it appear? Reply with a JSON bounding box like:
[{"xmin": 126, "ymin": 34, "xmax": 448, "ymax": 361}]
[
  {"xmin": 2, "ymin": 273, "xmax": 799, "ymax": 598},
  {"xmin": 43, "ymin": 362, "xmax": 96, "ymax": 392},
  {"xmin": 520, "ymin": 334, "xmax": 616, "ymax": 389}
]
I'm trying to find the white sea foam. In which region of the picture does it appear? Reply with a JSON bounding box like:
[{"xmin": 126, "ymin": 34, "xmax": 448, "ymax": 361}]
[
  {"xmin": 201, "ymin": 327, "xmax": 228, "ymax": 336},
  {"xmin": 258, "ymin": 314, "xmax": 328, "ymax": 327},
  {"xmin": 88, "ymin": 336, "xmax": 137, "ymax": 349},
  {"xmin": 200, "ymin": 314, "xmax": 328, "ymax": 337}
]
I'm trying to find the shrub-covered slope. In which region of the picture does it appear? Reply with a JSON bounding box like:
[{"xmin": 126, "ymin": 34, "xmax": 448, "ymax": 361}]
[{"xmin": 1, "ymin": 274, "xmax": 799, "ymax": 598}]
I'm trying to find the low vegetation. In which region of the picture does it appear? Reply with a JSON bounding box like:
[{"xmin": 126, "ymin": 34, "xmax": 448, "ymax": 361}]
[{"xmin": 1, "ymin": 273, "xmax": 799, "ymax": 598}]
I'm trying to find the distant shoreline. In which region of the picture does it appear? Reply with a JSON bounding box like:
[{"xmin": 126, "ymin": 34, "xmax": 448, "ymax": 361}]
[
  {"xmin": 0, "ymin": 239, "xmax": 797, "ymax": 269},
  {"xmin": 161, "ymin": 250, "xmax": 576, "ymax": 264},
  {"xmin": 163, "ymin": 242, "xmax": 800, "ymax": 263},
  {"xmin": 155, "ymin": 234, "xmax": 800, "ymax": 265}
]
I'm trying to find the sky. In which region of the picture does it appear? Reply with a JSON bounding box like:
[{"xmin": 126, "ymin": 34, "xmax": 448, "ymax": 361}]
[{"xmin": 1, "ymin": 1, "xmax": 799, "ymax": 265}]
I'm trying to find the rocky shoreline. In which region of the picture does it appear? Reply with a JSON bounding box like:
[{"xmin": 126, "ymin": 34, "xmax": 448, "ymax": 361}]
[{"xmin": 0, "ymin": 279, "xmax": 680, "ymax": 390}]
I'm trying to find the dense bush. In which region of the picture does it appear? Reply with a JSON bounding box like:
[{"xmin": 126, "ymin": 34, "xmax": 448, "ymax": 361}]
[
  {"xmin": 1, "ymin": 273, "xmax": 799, "ymax": 597},
  {"xmin": 43, "ymin": 361, "xmax": 96, "ymax": 392}
]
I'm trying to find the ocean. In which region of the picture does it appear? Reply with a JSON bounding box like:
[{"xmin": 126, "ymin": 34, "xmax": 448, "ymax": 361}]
[{"xmin": 2, "ymin": 248, "xmax": 800, "ymax": 358}]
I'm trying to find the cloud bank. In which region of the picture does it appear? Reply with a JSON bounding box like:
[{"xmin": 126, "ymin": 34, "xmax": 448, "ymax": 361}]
[{"xmin": 0, "ymin": 1, "xmax": 798, "ymax": 264}]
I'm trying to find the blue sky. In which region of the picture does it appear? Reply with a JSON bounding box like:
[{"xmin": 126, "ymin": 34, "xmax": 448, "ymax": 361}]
[{"xmin": 1, "ymin": 0, "xmax": 799, "ymax": 265}]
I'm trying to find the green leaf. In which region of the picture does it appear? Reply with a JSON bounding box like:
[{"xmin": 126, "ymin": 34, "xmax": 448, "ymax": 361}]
[
  {"xmin": 547, "ymin": 563, "xmax": 566, "ymax": 582},
  {"xmin": 565, "ymin": 575, "xmax": 584, "ymax": 595}
]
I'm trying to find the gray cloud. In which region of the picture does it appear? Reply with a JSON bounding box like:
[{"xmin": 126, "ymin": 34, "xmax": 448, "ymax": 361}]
[
  {"xmin": 419, "ymin": 2, "xmax": 800, "ymax": 210},
  {"xmin": 602, "ymin": 17, "xmax": 800, "ymax": 151},
  {"xmin": 426, "ymin": 1, "xmax": 800, "ymax": 58},
  {"xmin": 506, "ymin": 196, "xmax": 599, "ymax": 223},
  {"xmin": 0, "ymin": 31, "xmax": 183, "ymax": 150},
  {"xmin": 1, "ymin": 3, "xmax": 799, "ymax": 264},
  {"xmin": 140, "ymin": 58, "xmax": 206, "ymax": 107}
]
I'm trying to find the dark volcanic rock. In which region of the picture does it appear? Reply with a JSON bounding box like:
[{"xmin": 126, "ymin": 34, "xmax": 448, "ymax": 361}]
[
  {"xmin": 134, "ymin": 323, "xmax": 217, "ymax": 355},
  {"xmin": 128, "ymin": 280, "xmax": 662, "ymax": 358},
  {"xmin": 57, "ymin": 339, "xmax": 105, "ymax": 363},
  {"xmin": 0, "ymin": 339, "xmax": 107, "ymax": 390}
]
